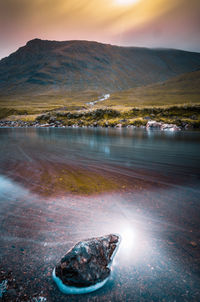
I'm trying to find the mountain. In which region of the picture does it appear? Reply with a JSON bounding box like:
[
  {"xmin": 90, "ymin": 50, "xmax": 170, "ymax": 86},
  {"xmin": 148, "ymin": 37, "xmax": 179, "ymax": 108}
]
[
  {"xmin": 0, "ymin": 39, "xmax": 200, "ymax": 95},
  {"xmin": 108, "ymin": 69, "xmax": 200, "ymax": 107}
]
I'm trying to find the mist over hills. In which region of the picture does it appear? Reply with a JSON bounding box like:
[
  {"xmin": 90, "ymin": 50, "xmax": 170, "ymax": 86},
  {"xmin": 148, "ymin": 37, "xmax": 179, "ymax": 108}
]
[{"xmin": 0, "ymin": 39, "xmax": 200, "ymax": 95}]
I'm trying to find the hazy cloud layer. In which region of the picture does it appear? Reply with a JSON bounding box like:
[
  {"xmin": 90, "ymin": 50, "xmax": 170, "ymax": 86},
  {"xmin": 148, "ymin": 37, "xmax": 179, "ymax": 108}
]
[{"xmin": 0, "ymin": 0, "xmax": 199, "ymax": 58}]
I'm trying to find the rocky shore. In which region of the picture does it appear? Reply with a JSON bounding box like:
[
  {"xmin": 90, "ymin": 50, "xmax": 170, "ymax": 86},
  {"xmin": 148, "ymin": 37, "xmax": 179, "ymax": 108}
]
[
  {"xmin": 1, "ymin": 106, "xmax": 199, "ymax": 130},
  {"xmin": 146, "ymin": 120, "xmax": 181, "ymax": 131},
  {"xmin": 0, "ymin": 119, "xmax": 192, "ymax": 131}
]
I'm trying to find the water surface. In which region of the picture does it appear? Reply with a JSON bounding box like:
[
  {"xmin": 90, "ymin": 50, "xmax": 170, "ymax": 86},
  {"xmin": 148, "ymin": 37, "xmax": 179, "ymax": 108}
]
[{"xmin": 0, "ymin": 128, "xmax": 200, "ymax": 301}]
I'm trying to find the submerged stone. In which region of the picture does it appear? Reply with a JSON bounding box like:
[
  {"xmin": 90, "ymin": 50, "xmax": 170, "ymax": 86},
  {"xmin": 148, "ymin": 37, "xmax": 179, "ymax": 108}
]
[{"xmin": 53, "ymin": 234, "xmax": 120, "ymax": 294}]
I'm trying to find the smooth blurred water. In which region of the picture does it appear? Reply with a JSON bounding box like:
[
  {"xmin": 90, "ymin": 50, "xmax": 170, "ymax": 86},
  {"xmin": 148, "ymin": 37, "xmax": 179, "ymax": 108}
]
[
  {"xmin": 0, "ymin": 128, "xmax": 200, "ymax": 301},
  {"xmin": 0, "ymin": 127, "xmax": 200, "ymax": 179}
]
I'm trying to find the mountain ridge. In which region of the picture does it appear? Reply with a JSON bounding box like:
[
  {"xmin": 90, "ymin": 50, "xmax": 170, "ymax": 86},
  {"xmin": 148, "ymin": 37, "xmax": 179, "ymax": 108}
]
[
  {"xmin": 2, "ymin": 38, "xmax": 200, "ymax": 62},
  {"xmin": 0, "ymin": 39, "xmax": 200, "ymax": 95}
]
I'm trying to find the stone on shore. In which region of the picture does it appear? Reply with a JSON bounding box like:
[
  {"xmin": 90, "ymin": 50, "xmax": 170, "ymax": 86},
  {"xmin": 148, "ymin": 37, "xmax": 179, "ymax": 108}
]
[
  {"xmin": 53, "ymin": 234, "xmax": 120, "ymax": 294},
  {"xmin": 146, "ymin": 120, "xmax": 181, "ymax": 131}
]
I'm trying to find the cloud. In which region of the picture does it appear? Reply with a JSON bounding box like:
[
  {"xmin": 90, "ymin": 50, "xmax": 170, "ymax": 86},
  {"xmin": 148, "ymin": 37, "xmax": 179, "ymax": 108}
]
[{"xmin": 0, "ymin": 0, "xmax": 199, "ymax": 58}]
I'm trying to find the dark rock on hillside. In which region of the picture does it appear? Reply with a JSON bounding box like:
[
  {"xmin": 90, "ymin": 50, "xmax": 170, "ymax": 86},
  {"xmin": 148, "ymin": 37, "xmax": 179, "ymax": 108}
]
[
  {"xmin": 0, "ymin": 39, "xmax": 200, "ymax": 94},
  {"xmin": 53, "ymin": 234, "xmax": 120, "ymax": 291}
]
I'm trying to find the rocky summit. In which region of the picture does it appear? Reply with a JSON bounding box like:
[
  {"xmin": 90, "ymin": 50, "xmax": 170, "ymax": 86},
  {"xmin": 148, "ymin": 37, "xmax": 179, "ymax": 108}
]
[{"xmin": 53, "ymin": 234, "xmax": 120, "ymax": 293}]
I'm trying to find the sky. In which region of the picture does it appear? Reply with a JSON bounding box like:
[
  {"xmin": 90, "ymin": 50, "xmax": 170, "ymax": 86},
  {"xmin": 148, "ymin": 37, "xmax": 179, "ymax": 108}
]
[{"xmin": 0, "ymin": 0, "xmax": 200, "ymax": 59}]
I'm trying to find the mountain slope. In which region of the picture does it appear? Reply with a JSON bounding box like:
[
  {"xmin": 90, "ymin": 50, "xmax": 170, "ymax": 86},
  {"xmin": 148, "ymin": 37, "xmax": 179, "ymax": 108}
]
[
  {"xmin": 0, "ymin": 39, "xmax": 200, "ymax": 95},
  {"xmin": 105, "ymin": 69, "xmax": 200, "ymax": 107}
]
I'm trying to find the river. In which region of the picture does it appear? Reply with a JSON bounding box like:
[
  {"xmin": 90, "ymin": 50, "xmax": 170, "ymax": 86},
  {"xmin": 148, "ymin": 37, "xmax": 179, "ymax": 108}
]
[{"xmin": 0, "ymin": 128, "xmax": 200, "ymax": 301}]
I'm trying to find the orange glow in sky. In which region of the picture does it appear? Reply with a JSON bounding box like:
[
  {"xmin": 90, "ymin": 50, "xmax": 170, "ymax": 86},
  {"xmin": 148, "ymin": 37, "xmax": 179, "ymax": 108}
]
[
  {"xmin": 0, "ymin": 0, "xmax": 199, "ymax": 59},
  {"xmin": 114, "ymin": 0, "xmax": 140, "ymax": 5}
]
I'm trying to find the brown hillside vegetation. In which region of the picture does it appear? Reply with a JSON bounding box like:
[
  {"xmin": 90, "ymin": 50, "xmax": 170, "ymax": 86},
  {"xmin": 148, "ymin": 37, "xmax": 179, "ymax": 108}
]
[
  {"xmin": 0, "ymin": 39, "xmax": 200, "ymax": 95},
  {"xmin": 101, "ymin": 70, "xmax": 200, "ymax": 109}
]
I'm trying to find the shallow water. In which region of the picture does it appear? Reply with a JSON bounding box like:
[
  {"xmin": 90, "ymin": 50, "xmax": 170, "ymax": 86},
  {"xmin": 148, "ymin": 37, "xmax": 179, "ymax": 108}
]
[{"xmin": 0, "ymin": 128, "xmax": 200, "ymax": 301}]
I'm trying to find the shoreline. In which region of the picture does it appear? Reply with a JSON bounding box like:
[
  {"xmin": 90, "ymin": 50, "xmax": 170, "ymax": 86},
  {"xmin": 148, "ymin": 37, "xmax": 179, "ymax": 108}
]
[
  {"xmin": 1, "ymin": 105, "xmax": 200, "ymax": 130},
  {"xmin": 0, "ymin": 121, "xmax": 196, "ymax": 131}
]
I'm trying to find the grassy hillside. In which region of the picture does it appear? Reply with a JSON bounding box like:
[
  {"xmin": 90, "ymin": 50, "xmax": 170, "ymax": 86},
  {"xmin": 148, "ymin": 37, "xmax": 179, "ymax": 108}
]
[
  {"xmin": 0, "ymin": 59, "xmax": 199, "ymax": 130},
  {"xmin": 96, "ymin": 70, "xmax": 200, "ymax": 109},
  {"xmin": 1, "ymin": 69, "xmax": 199, "ymax": 116},
  {"xmin": 0, "ymin": 90, "xmax": 101, "ymax": 114}
]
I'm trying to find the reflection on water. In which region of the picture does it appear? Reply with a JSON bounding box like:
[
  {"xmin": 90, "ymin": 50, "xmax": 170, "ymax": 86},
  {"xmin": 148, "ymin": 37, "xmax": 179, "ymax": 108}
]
[{"xmin": 0, "ymin": 128, "xmax": 200, "ymax": 301}]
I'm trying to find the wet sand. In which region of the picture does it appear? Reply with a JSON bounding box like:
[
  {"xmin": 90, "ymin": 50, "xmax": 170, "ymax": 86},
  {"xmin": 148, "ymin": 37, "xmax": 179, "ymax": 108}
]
[{"xmin": 0, "ymin": 128, "xmax": 200, "ymax": 301}]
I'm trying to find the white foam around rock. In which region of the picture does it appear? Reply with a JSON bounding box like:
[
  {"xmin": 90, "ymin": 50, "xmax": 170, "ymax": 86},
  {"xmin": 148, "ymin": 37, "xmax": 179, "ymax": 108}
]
[{"xmin": 52, "ymin": 268, "xmax": 109, "ymax": 295}]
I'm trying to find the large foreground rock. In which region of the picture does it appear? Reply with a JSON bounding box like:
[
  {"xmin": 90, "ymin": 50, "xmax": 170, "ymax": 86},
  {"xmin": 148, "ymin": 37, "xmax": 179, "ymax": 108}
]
[{"xmin": 53, "ymin": 234, "xmax": 120, "ymax": 294}]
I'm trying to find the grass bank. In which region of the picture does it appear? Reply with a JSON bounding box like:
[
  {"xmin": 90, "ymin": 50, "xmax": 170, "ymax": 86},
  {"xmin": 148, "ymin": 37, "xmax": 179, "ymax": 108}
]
[
  {"xmin": 1, "ymin": 105, "xmax": 199, "ymax": 129},
  {"xmin": 34, "ymin": 106, "xmax": 200, "ymax": 128}
]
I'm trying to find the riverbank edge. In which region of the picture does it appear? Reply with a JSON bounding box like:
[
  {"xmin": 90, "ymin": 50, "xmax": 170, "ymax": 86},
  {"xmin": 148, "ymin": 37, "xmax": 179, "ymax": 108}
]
[
  {"xmin": 0, "ymin": 121, "xmax": 193, "ymax": 131},
  {"xmin": 1, "ymin": 106, "xmax": 200, "ymax": 130}
]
